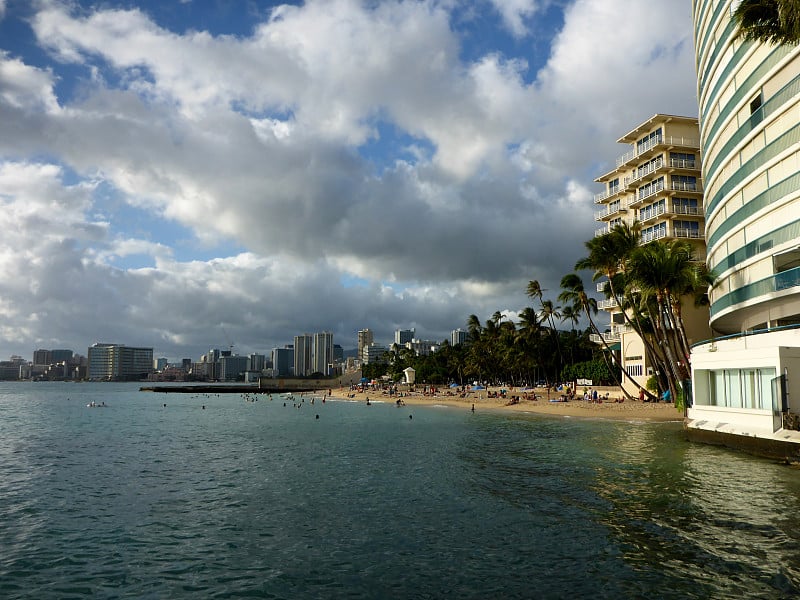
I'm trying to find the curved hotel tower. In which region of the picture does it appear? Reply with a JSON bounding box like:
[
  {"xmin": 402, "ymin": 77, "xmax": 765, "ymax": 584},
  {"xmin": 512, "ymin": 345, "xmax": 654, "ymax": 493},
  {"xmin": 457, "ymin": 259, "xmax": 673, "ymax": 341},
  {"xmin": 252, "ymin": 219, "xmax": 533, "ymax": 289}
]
[{"xmin": 688, "ymin": 0, "xmax": 800, "ymax": 453}]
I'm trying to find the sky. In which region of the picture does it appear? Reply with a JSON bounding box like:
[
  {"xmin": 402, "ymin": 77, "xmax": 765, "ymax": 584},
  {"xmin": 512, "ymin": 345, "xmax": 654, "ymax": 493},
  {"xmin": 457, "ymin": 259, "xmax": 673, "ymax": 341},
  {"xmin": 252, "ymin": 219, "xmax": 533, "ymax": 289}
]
[{"xmin": 0, "ymin": 0, "xmax": 698, "ymax": 361}]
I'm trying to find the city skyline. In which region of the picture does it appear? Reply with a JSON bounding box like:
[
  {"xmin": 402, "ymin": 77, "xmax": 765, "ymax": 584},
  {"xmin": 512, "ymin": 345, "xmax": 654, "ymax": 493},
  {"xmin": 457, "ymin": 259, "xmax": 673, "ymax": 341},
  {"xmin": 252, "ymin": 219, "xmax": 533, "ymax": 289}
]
[{"xmin": 0, "ymin": 0, "xmax": 698, "ymax": 361}]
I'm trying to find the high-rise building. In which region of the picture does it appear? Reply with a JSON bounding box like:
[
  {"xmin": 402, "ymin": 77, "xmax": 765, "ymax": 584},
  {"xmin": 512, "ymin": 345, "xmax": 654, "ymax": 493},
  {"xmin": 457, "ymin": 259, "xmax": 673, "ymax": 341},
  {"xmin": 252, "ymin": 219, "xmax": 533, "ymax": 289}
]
[
  {"xmin": 395, "ymin": 328, "xmax": 415, "ymax": 346},
  {"xmin": 362, "ymin": 343, "xmax": 388, "ymax": 365},
  {"xmin": 33, "ymin": 349, "xmax": 51, "ymax": 366},
  {"xmin": 313, "ymin": 331, "xmax": 334, "ymax": 376},
  {"xmin": 272, "ymin": 347, "xmax": 294, "ymax": 376},
  {"xmin": 593, "ymin": 114, "xmax": 710, "ymax": 396},
  {"xmin": 357, "ymin": 329, "xmax": 373, "ymax": 361},
  {"xmin": 88, "ymin": 343, "xmax": 153, "ymax": 380},
  {"xmin": 688, "ymin": 1, "xmax": 800, "ymax": 451},
  {"xmin": 220, "ymin": 355, "xmax": 248, "ymax": 381},
  {"xmin": 51, "ymin": 349, "xmax": 73, "ymax": 363},
  {"xmin": 248, "ymin": 353, "xmax": 266, "ymax": 372},
  {"xmin": 451, "ymin": 329, "xmax": 467, "ymax": 346},
  {"xmin": 293, "ymin": 334, "xmax": 313, "ymax": 377}
]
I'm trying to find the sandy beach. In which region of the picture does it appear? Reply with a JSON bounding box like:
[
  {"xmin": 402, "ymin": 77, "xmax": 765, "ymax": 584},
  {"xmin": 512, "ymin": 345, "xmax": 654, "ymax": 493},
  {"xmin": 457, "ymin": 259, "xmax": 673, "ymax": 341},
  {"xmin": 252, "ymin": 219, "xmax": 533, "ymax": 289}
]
[{"xmin": 330, "ymin": 385, "xmax": 683, "ymax": 422}]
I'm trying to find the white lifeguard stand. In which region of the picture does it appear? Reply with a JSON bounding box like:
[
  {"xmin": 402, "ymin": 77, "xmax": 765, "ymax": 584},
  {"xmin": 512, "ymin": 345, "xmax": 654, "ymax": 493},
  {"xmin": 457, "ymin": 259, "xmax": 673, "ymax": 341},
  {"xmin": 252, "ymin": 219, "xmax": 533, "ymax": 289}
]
[{"xmin": 403, "ymin": 367, "xmax": 416, "ymax": 385}]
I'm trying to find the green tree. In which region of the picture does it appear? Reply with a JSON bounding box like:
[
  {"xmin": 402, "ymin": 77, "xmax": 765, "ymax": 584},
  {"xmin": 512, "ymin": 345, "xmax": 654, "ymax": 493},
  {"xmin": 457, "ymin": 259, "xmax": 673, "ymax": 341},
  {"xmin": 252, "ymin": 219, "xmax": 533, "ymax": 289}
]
[
  {"xmin": 734, "ymin": 0, "xmax": 800, "ymax": 45},
  {"xmin": 625, "ymin": 239, "xmax": 709, "ymax": 411}
]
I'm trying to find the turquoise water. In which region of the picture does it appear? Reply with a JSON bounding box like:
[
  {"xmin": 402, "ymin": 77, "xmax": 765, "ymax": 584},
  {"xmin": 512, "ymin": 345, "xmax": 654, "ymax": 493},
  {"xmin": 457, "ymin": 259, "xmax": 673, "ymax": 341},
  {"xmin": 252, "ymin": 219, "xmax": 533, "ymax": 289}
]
[{"xmin": 1, "ymin": 382, "xmax": 799, "ymax": 599}]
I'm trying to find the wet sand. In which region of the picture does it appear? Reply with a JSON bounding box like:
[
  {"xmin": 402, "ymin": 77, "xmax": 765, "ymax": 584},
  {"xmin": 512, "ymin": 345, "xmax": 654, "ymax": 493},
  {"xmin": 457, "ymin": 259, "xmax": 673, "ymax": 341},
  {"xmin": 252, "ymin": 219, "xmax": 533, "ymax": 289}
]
[{"xmin": 330, "ymin": 386, "xmax": 682, "ymax": 422}]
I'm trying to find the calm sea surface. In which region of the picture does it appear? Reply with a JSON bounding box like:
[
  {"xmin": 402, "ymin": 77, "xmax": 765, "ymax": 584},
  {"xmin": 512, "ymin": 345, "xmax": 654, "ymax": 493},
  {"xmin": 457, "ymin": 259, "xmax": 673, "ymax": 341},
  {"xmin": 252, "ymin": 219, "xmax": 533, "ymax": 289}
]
[{"xmin": 1, "ymin": 382, "xmax": 799, "ymax": 599}]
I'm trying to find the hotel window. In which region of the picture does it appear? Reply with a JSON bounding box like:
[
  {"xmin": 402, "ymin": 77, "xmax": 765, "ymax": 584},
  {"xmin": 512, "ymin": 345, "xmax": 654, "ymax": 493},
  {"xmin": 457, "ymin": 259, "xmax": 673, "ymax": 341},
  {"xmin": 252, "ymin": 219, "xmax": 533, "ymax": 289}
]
[
  {"xmin": 674, "ymin": 220, "xmax": 700, "ymax": 238},
  {"xmin": 750, "ymin": 91, "xmax": 764, "ymax": 127},
  {"xmin": 669, "ymin": 152, "xmax": 695, "ymax": 168},
  {"xmin": 636, "ymin": 128, "xmax": 662, "ymax": 153},
  {"xmin": 626, "ymin": 364, "xmax": 643, "ymax": 377},
  {"xmin": 671, "ymin": 175, "xmax": 697, "ymax": 192},
  {"xmin": 672, "ymin": 197, "xmax": 698, "ymax": 215},
  {"xmin": 608, "ymin": 178, "xmax": 619, "ymax": 193}
]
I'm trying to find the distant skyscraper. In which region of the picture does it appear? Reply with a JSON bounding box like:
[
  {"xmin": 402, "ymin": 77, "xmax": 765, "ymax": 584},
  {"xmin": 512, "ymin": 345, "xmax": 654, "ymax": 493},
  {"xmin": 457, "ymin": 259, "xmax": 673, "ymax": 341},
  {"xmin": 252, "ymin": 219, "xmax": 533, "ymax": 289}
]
[
  {"xmin": 154, "ymin": 357, "xmax": 168, "ymax": 371},
  {"xmin": 51, "ymin": 349, "xmax": 73, "ymax": 363},
  {"xmin": 248, "ymin": 353, "xmax": 266, "ymax": 372},
  {"xmin": 294, "ymin": 334, "xmax": 313, "ymax": 377},
  {"xmin": 357, "ymin": 329, "xmax": 373, "ymax": 361},
  {"xmin": 272, "ymin": 347, "xmax": 294, "ymax": 376},
  {"xmin": 395, "ymin": 328, "xmax": 415, "ymax": 346},
  {"xmin": 313, "ymin": 331, "xmax": 334, "ymax": 376},
  {"xmin": 33, "ymin": 349, "xmax": 51, "ymax": 366},
  {"xmin": 451, "ymin": 329, "xmax": 467, "ymax": 346},
  {"xmin": 220, "ymin": 355, "xmax": 248, "ymax": 381},
  {"xmin": 88, "ymin": 343, "xmax": 153, "ymax": 380},
  {"xmin": 362, "ymin": 343, "xmax": 388, "ymax": 365}
]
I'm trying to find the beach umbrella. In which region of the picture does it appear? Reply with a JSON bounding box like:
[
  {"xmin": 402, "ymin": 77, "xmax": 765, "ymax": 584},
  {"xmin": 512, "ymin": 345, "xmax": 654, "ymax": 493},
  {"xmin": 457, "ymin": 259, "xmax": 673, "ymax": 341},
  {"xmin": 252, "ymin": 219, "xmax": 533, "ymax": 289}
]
[
  {"xmin": 449, "ymin": 383, "xmax": 459, "ymax": 388},
  {"xmin": 472, "ymin": 385, "xmax": 485, "ymax": 390}
]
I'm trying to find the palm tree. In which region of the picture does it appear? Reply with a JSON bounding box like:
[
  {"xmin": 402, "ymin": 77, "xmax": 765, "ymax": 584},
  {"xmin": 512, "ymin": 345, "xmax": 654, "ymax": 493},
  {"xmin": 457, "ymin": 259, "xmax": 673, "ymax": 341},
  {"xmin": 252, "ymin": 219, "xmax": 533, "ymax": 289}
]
[
  {"xmin": 559, "ymin": 273, "xmax": 636, "ymax": 399},
  {"xmin": 527, "ymin": 279, "xmax": 563, "ymax": 364},
  {"xmin": 560, "ymin": 304, "xmax": 580, "ymax": 331},
  {"xmin": 625, "ymin": 240, "xmax": 708, "ymax": 410},
  {"xmin": 734, "ymin": 0, "xmax": 800, "ymax": 45}
]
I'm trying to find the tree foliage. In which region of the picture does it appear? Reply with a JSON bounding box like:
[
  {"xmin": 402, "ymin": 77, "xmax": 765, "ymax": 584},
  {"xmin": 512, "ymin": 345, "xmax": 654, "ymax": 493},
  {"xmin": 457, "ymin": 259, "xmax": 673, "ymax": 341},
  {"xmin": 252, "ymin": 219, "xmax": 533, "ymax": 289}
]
[{"xmin": 734, "ymin": 0, "xmax": 800, "ymax": 45}]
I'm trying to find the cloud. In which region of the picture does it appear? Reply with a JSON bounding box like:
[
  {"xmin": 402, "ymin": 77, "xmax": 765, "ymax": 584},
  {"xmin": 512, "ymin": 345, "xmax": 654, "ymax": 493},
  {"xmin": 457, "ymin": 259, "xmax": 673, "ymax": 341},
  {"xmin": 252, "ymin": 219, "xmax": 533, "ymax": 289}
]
[
  {"xmin": 0, "ymin": 0, "xmax": 699, "ymax": 360},
  {"xmin": 488, "ymin": 0, "xmax": 541, "ymax": 38}
]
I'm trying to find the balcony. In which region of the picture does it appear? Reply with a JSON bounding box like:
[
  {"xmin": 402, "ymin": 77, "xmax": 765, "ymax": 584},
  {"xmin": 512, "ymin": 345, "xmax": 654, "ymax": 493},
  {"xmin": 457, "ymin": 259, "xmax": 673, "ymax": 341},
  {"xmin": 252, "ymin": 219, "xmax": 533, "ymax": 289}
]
[
  {"xmin": 594, "ymin": 187, "xmax": 620, "ymax": 204},
  {"xmin": 623, "ymin": 156, "xmax": 664, "ymax": 189},
  {"xmin": 591, "ymin": 331, "xmax": 620, "ymax": 344},
  {"xmin": 616, "ymin": 135, "xmax": 701, "ymax": 168},
  {"xmin": 641, "ymin": 227, "xmax": 668, "ymax": 244},
  {"xmin": 636, "ymin": 178, "xmax": 665, "ymax": 203},
  {"xmin": 594, "ymin": 201, "xmax": 627, "ymax": 221},
  {"xmin": 670, "ymin": 180, "xmax": 703, "ymax": 194},
  {"xmin": 669, "ymin": 158, "xmax": 697, "ymax": 170},
  {"xmin": 670, "ymin": 204, "xmax": 702, "ymax": 216},
  {"xmin": 598, "ymin": 298, "xmax": 619, "ymax": 310},
  {"xmin": 674, "ymin": 227, "xmax": 703, "ymax": 239}
]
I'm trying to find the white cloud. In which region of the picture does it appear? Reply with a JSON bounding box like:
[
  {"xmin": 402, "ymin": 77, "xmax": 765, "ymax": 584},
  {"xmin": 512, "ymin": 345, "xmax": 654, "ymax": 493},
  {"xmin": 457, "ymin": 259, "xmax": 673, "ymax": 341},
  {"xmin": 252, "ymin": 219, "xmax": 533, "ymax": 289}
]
[
  {"xmin": 489, "ymin": 0, "xmax": 541, "ymax": 38},
  {"xmin": 0, "ymin": 52, "xmax": 60, "ymax": 113},
  {"xmin": 0, "ymin": 0, "xmax": 700, "ymax": 359}
]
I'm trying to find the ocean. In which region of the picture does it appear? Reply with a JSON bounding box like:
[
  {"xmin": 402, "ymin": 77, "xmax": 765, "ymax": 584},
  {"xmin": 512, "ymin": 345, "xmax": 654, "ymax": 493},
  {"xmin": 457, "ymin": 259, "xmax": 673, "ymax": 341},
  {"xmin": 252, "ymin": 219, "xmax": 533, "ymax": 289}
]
[{"xmin": 1, "ymin": 382, "xmax": 798, "ymax": 599}]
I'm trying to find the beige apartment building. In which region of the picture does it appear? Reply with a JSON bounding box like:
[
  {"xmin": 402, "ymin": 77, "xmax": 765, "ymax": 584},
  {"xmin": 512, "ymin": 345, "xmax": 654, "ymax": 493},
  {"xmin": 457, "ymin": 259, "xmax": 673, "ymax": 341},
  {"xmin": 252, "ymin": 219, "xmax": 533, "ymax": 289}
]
[{"xmin": 593, "ymin": 114, "xmax": 711, "ymax": 396}]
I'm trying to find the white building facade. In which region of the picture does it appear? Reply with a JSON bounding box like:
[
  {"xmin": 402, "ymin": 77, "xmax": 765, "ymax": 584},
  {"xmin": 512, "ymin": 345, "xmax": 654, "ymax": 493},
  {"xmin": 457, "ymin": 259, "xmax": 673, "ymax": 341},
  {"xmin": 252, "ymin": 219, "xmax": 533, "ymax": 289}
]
[{"xmin": 688, "ymin": 0, "xmax": 800, "ymax": 456}]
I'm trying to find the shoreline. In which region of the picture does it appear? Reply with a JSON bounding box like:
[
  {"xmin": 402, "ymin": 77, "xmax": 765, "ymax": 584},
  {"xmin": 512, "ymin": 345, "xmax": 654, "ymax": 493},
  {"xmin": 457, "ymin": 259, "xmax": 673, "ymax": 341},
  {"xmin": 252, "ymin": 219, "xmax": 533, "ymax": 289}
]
[{"xmin": 329, "ymin": 386, "xmax": 682, "ymax": 422}]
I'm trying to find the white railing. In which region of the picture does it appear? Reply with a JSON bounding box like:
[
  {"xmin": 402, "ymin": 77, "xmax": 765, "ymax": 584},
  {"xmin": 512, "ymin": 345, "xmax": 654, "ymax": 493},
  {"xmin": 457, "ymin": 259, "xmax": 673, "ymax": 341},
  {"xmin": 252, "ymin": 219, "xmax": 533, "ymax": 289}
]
[
  {"xmin": 595, "ymin": 227, "xmax": 609, "ymax": 237},
  {"xmin": 594, "ymin": 201, "xmax": 625, "ymax": 220},
  {"xmin": 674, "ymin": 228, "xmax": 703, "ymax": 239},
  {"xmin": 669, "ymin": 158, "xmax": 697, "ymax": 169},
  {"xmin": 594, "ymin": 187, "xmax": 619, "ymax": 203},
  {"xmin": 616, "ymin": 135, "xmax": 701, "ymax": 167},
  {"xmin": 671, "ymin": 205, "xmax": 701, "ymax": 216},
  {"xmin": 590, "ymin": 332, "xmax": 620, "ymax": 344},
  {"xmin": 638, "ymin": 178, "xmax": 665, "ymax": 201},
  {"xmin": 641, "ymin": 228, "xmax": 668, "ymax": 243},
  {"xmin": 624, "ymin": 156, "xmax": 664, "ymax": 188},
  {"xmin": 639, "ymin": 203, "xmax": 667, "ymax": 222},
  {"xmin": 670, "ymin": 180, "xmax": 703, "ymax": 193},
  {"xmin": 598, "ymin": 298, "xmax": 618, "ymax": 310}
]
